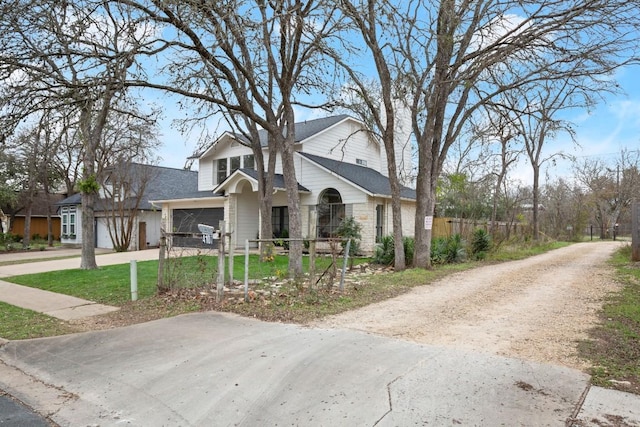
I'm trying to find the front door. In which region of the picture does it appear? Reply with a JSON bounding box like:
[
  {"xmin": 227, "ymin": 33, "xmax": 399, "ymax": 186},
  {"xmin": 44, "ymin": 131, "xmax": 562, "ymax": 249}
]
[{"xmin": 138, "ymin": 222, "xmax": 147, "ymax": 250}]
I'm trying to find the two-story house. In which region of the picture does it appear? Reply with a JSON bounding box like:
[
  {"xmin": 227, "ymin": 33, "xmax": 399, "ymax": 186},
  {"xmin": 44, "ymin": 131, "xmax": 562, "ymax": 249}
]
[{"xmin": 153, "ymin": 114, "xmax": 417, "ymax": 253}]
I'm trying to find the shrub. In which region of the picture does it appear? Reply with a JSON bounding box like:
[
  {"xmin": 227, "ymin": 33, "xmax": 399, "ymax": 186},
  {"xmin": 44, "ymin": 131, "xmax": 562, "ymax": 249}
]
[
  {"xmin": 335, "ymin": 216, "xmax": 362, "ymax": 257},
  {"xmin": 471, "ymin": 228, "xmax": 491, "ymax": 260},
  {"xmin": 403, "ymin": 236, "xmax": 415, "ymax": 266},
  {"xmin": 431, "ymin": 234, "xmax": 467, "ymax": 264},
  {"xmin": 373, "ymin": 235, "xmax": 415, "ymax": 266},
  {"xmin": 373, "ymin": 235, "xmax": 395, "ymax": 265}
]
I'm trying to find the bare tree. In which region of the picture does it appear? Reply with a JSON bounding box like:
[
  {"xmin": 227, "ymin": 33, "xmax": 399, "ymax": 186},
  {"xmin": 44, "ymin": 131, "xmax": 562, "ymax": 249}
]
[
  {"xmin": 541, "ymin": 177, "xmax": 590, "ymax": 241},
  {"xmin": 575, "ymin": 150, "xmax": 640, "ymax": 239},
  {"xmin": 8, "ymin": 118, "xmax": 63, "ymax": 248},
  {"xmin": 1, "ymin": 0, "xmax": 161, "ymax": 268},
  {"xmin": 506, "ymin": 79, "xmax": 583, "ymax": 240},
  {"xmin": 387, "ymin": 0, "xmax": 640, "ymax": 267},
  {"xmin": 101, "ymin": 161, "xmax": 157, "ymax": 251},
  {"xmin": 472, "ymin": 102, "xmax": 524, "ymax": 236},
  {"xmin": 334, "ymin": 0, "xmax": 409, "ymax": 270},
  {"xmin": 117, "ymin": 0, "xmax": 344, "ymax": 276}
]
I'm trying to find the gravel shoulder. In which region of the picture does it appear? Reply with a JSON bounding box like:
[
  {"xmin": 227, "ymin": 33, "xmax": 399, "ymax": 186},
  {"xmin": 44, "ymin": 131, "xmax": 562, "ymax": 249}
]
[{"xmin": 312, "ymin": 241, "xmax": 625, "ymax": 370}]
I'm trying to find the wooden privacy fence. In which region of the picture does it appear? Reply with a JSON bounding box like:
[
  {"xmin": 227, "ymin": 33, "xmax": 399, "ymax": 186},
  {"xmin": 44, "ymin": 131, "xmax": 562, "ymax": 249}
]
[
  {"xmin": 432, "ymin": 217, "xmax": 525, "ymax": 240},
  {"xmin": 9, "ymin": 217, "xmax": 61, "ymax": 240}
]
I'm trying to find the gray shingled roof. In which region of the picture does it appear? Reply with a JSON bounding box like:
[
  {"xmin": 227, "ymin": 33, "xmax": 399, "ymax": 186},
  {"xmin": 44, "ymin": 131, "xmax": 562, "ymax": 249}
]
[
  {"xmin": 235, "ymin": 169, "xmax": 310, "ymax": 192},
  {"xmin": 299, "ymin": 152, "xmax": 416, "ymax": 200},
  {"xmin": 202, "ymin": 115, "xmax": 352, "ymax": 153},
  {"xmin": 57, "ymin": 164, "xmax": 215, "ymax": 210},
  {"xmin": 57, "ymin": 193, "xmax": 82, "ymax": 206}
]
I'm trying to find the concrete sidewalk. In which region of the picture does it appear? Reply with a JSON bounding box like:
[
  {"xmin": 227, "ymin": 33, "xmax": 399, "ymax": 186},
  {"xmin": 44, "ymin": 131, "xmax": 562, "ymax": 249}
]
[{"xmin": 0, "ymin": 248, "xmax": 160, "ymax": 320}]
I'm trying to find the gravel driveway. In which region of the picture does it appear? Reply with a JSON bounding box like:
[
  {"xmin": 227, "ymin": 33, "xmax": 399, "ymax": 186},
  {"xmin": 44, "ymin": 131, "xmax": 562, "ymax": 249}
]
[{"xmin": 314, "ymin": 241, "xmax": 624, "ymax": 370}]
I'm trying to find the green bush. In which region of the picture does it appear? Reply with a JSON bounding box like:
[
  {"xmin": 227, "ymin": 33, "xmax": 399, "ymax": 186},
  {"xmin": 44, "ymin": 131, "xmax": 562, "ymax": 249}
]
[
  {"xmin": 471, "ymin": 228, "xmax": 491, "ymax": 260},
  {"xmin": 373, "ymin": 235, "xmax": 395, "ymax": 265},
  {"xmin": 431, "ymin": 234, "xmax": 466, "ymax": 264},
  {"xmin": 403, "ymin": 236, "xmax": 415, "ymax": 266},
  {"xmin": 1, "ymin": 233, "xmax": 21, "ymax": 250},
  {"xmin": 372, "ymin": 235, "xmax": 414, "ymax": 267},
  {"xmin": 335, "ymin": 216, "xmax": 362, "ymax": 257}
]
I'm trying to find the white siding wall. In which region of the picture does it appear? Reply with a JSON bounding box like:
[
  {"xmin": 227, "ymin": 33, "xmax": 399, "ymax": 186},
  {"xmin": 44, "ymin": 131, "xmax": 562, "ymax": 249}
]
[
  {"xmin": 234, "ymin": 182, "xmax": 260, "ymax": 248},
  {"xmin": 96, "ymin": 217, "xmax": 114, "ymax": 250},
  {"xmin": 296, "ymin": 157, "xmax": 368, "ymax": 205},
  {"xmin": 401, "ymin": 200, "xmax": 416, "ymax": 237},
  {"xmin": 198, "ymin": 159, "xmax": 214, "ymax": 191},
  {"xmin": 140, "ymin": 211, "xmax": 162, "ymax": 248},
  {"xmin": 198, "ymin": 137, "xmax": 255, "ymax": 191},
  {"xmin": 379, "ymin": 102, "xmax": 415, "ymax": 187},
  {"xmin": 300, "ymin": 120, "xmax": 382, "ymax": 172}
]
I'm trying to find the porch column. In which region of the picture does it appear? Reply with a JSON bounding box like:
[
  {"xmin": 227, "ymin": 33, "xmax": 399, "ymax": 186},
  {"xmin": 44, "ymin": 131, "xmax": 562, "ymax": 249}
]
[{"xmin": 226, "ymin": 194, "xmax": 237, "ymax": 249}]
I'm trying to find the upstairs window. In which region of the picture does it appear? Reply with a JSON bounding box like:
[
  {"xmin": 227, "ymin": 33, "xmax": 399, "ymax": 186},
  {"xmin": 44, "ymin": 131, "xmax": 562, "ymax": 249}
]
[
  {"xmin": 243, "ymin": 154, "xmax": 255, "ymax": 170},
  {"xmin": 230, "ymin": 156, "xmax": 241, "ymax": 172},
  {"xmin": 217, "ymin": 158, "xmax": 228, "ymax": 184}
]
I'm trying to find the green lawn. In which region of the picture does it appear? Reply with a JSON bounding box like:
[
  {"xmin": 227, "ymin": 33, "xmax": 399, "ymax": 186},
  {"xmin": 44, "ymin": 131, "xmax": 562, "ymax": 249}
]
[
  {"xmin": 5, "ymin": 254, "xmax": 346, "ymax": 306},
  {"xmin": 0, "ymin": 301, "xmax": 77, "ymax": 340}
]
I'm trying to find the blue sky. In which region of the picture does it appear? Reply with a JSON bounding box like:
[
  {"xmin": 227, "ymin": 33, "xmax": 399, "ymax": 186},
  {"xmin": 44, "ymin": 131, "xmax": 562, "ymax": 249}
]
[
  {"xmin": 153, "ymin": 64, "xmax": 640, "ymax": 187},
  {"xmin": 508, "ymin": 65, "xmax": 640, "ymax": 185}
]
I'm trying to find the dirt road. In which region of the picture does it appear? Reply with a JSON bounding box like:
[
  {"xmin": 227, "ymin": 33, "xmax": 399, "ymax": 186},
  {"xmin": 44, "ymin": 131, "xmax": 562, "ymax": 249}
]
[{"xmin": 314, "ymin": 241, "xmax": 624, "ymax": 370}]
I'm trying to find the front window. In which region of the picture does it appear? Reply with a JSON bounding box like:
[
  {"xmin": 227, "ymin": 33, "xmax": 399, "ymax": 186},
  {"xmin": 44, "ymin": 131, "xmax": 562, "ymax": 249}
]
[
  {"xmin": 376, "ymin": 204, "xmax": 384, "ymax": 242},
  {"xmin": 272, "ymin": 206, "xmax": 289, "ymax": 238},
  {"xmin": 61, "ymin": 207, "xmax": 76, "ymax": 238},
  {"xmin": 316, "ymin": 188, "xmax": 344, "ymax": 238}
]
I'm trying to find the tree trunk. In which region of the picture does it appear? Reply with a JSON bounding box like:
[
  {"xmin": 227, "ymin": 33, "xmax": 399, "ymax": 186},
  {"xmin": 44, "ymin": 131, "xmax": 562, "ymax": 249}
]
[
  {"xmin": 413, "ymin": 148, "xmax": 435, "ymax": 268},
  {"xmin": 281, "ymin": 137, "xmax": 303, "ymax": 277},
  {"xmin": 80, "ymin": 125, "xmax": 98, "ymax": 269},
  {"xmin": 22, "ymin": 204, "xmax": 32, "ymax": 249},
  {"xmin": 532, "ymin": 164, "xmax": 540, "ymax": 240}
]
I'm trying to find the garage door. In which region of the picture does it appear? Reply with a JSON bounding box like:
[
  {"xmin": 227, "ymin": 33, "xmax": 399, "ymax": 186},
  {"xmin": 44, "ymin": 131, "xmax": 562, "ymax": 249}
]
[{"xmin": 172, "ymin": 208, "xmax": 224, "ymax": 248}]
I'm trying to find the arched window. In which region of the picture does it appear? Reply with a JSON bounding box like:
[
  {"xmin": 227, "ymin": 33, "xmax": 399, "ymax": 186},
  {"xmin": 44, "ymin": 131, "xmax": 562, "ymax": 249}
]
[{"xmin": 317, "ymin": 188, "xmax": 345, "ymax": 237}]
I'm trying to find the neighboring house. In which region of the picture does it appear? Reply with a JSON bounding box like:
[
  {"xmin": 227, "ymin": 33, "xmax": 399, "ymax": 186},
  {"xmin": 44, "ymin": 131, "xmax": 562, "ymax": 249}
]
[
  {"xmin": 153, "ymin": 114, "xmax": 417, "ymax": 254},
  {"xmin": 57, "ymin": 165, "xmax": 200, "ymax": 250},
  {"xmin": 2, "ymin": 192, "xmax": 63, "ymax": 241}
]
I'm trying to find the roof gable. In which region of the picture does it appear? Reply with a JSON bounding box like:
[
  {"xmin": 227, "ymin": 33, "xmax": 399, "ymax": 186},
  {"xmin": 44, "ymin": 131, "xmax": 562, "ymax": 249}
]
[
  {"xmin": 215, "ymin": 168, "xmax": 310, "ymax": 194},
  {"xmin": 197, "ymin": 115, "xmax": 357, "ymax": 159},
  {"xmin": 299, "ymin": 152, "xmax": 416, "ymax": 200}
]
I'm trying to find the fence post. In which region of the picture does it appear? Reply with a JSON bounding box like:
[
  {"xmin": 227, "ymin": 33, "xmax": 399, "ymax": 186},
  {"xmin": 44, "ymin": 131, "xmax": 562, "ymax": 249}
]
[
  {"xmin": 228, "ymin": 227, "xmax": 234, "ymax": 286},
  {"xmin": 339, "ymin": 239, "xmax": 351, "ymax": 292},
  {"xmin": 130, "ymin": 260, "xmax": 138, "ymax": 301},
  {"xmin": 244, "ymin": 240, "xmax": 250, "ymax": 302},
  {"xmin": 157, "ymin": 234, "xmax": 166, "ymax": 293},
  {"xmin": 217, "ymin": 221, "xmax": 226, "ymax": 302},
  {"xmin": 308, "ymin": 210, "xmax": 317, "ymax": 287}
]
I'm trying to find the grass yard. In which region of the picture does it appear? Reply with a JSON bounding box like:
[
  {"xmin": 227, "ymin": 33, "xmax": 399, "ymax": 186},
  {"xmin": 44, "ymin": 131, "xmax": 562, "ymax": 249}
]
[
  {"xmin": 5, "ymin": 254, "xmax": 354, "ymax": 306},
  {"xmin": 579, "ymin": 244, "xmax": 640, "ymax": 394},
  {"xmin": 0, "ymin": 301, "xmax": 77, "ymax": 340}
]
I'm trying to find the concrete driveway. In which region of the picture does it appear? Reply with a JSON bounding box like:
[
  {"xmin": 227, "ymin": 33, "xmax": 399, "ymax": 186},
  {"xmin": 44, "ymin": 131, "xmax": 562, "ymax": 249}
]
[{"xmin": 3, "ymin": 311, "xmax": 635, "ymax": 426}]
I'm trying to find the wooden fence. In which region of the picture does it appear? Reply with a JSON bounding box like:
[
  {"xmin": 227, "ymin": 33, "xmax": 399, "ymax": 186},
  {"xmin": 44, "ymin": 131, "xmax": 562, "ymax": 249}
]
[
  {"xmin": 9, "ymin": 217, "xmax": 61, "ymax": 240},
  {"xmin": 432, "ymin": 217, "xmax": 525, "ymax": 240}
]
